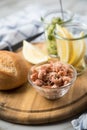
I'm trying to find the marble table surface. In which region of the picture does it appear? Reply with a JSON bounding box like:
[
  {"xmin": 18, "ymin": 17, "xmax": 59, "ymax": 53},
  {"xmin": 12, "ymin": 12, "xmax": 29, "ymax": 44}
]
[{"xmin": 0, "ymin": 0, "xmax": 87, "ymax": 129}]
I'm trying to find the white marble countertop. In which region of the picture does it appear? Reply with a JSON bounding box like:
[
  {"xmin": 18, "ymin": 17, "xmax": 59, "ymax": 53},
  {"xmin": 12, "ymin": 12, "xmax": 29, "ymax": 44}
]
[
  {"xmin": 0, "ymin": 0, "xmax": 87, "ymax": 129},
  {"xmin": 0, "ymin": 119, "xmax": 74, "ymax": 130}
]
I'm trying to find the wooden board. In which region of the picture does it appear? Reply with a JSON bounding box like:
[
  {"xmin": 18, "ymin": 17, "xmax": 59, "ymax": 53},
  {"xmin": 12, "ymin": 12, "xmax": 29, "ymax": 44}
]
[{"xmin": 0, "ymin": 42, "xmax": 87, "ymax": 125}]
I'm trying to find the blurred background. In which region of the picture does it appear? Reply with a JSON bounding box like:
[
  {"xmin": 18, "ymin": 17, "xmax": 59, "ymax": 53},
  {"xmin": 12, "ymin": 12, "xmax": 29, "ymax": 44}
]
[{"xmin": 0, "ymin": 0, "xmax": 87, "ymax": 18}]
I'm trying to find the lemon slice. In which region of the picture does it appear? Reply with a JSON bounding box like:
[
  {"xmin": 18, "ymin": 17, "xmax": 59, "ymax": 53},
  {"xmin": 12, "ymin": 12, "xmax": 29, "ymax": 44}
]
[
  {"xmin": 61, "ymin": 28, "xmax": 86, "ymax": 65},
  {"xmin": 62, "ymin": 27, "xmax": 74, "ymax": 62},
  {"xmin": 56, "ymin": 25, "xmax": 72, "ymax": 63},
  {"xmin": 62, "ymin": 28, "xmax": 76, "ymax": 65},
  {"xmin": 22, "ymin": 40, "xmax": 49, "ymax": 64},
  {"xmin": 69, "ymin": 32, "xmax": 86, "ymax": 65}
]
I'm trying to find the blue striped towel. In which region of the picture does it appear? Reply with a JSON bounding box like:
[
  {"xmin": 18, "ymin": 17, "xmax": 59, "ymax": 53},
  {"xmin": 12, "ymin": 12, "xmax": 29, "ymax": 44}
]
[{"xmin": 0, "ymin": 5, "xmax": 47, "ymax": 50}]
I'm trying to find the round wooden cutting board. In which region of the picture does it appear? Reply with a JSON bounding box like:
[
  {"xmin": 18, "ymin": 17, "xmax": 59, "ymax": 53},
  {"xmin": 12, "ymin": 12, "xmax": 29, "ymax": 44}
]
[{"xmin": 0, "ymin": 42, "xmax": 87, "ymax": 125}]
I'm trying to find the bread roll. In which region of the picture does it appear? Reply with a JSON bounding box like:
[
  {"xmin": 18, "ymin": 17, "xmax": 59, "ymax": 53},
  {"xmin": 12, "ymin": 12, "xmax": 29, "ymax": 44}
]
[{"xmin": 0, "ymin": 51, "xmax": 29, "ymax": 90}]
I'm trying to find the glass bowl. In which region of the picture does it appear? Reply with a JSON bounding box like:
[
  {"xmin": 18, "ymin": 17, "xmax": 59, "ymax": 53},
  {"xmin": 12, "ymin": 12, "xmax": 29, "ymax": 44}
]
[{"xmin": 28, "ymin": 60, "xmax": 77, "ymax": 100}]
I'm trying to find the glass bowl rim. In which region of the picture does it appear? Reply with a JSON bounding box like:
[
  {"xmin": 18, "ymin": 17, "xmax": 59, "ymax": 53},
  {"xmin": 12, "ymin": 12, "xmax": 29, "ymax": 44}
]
[{"xmin": 28, "ymin": 61, "xmax": 77, "ymax": 91}]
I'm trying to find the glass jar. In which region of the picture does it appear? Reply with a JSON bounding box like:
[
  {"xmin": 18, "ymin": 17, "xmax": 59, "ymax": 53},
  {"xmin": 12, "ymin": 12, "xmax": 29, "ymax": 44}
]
[
  {"xmin": 54, "ymin": 23, "xmax": 87, "ymax": 75},
  {"xmin": 43, "ymin": 9, "xmax": 74, "ymax": 57}
]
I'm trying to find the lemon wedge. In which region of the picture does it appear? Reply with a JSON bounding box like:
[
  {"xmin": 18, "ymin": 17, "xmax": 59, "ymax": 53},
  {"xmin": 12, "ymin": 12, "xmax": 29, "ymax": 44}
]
[
  {"xmin": 56, "ymin": 25, "xmax": 72, "ymax": 63},
  {"xmin": 22, "ymin": 40, "xmax": 49, "ymax": 64}
]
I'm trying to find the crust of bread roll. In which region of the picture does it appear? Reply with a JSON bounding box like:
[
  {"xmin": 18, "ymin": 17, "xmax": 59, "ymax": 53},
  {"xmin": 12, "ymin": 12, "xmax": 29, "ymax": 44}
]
[{"xmin": 0, "ymin": 51, "xmax": 29, "ymax": 90}]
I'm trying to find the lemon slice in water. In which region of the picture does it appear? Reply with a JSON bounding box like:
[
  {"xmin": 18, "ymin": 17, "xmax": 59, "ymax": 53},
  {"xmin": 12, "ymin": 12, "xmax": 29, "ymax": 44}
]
[
  {"xmin": 56, "ymin": 25, "xmax": 72, "ymax": 63},
  {"xmin": 22, "ymin": 41, "xmax": 49, "ymax": 64},
  {"xmin": 69, "ymin": 32, "xmax": 86, "ymax": 65},
  {"xmin": 56, "ymin": 25, "xmax": 86, "ymax": 65}
]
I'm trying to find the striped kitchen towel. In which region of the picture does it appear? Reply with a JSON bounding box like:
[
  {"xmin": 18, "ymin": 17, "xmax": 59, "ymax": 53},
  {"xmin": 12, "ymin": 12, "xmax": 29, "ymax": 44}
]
[{"xmin": 0, "ymin": 5, "xmax": 46, "ymax": 50}]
